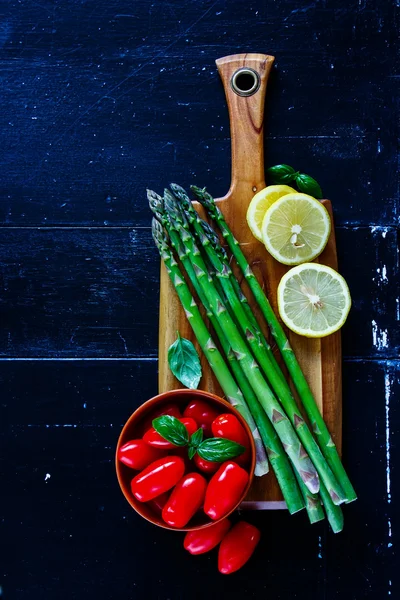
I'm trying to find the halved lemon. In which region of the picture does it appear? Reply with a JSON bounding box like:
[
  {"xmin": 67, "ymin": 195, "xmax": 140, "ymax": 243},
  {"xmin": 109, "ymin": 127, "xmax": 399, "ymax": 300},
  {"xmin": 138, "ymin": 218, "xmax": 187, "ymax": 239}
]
[
  {"xmin": 277, "ymin": 263, "xmax": 351, "ymax": 338},
  {"xmin": 246, "ymin": 185, "xmax": 296, "ymax": 241},
  {"xmin": 261, "ymin": 193, "xmax": 331, "ymax": 265}
]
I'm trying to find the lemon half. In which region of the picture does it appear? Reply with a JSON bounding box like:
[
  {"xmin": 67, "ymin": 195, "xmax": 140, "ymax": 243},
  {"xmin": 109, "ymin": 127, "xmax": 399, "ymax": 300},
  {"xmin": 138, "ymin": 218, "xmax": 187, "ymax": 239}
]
[
  {"xmin": 262, "ymin": 193, "xmax": 331, "ymax": 265},
  {"xmin": 277, "ymin": 263, "xmax": 351, "ymax": 338},
  {"xmin": 246, "ymin": 185, "xmax": 296, "ymax": 241}
]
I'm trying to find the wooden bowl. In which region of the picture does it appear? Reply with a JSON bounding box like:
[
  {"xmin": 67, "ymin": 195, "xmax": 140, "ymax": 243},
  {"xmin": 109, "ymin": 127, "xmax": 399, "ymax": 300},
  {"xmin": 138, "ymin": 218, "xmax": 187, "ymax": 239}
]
[{"xmin": 115, "ymin": 388, "xmax": 256, "ymax": 531}]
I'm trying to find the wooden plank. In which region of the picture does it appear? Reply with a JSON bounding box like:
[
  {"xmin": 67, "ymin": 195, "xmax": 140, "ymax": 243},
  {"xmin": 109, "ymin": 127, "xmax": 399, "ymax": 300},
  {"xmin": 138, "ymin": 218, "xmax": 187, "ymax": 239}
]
[
  {"xmin": 0, "ymin": 226, "xmax": 397, "ymax": 358},
  {"xmin": 325, "ymin": 360, "xmax": 399, "ymax": 599},
  {"xmin": 0, "ymin": 4, "xmax": 397, "ymax": 227},
  {"xmin": 1, "ymin": 359, "xmax": 397, "ymax": 599},
  {"xmin": 0, "ymin": 228, "xmax": 160, "ymax": 358},
  {"xmin": 0, "ymin": 359, "xmax": 159, "ymax": 426},
  {"xmin": 1, "ymin": 0, "xmax": 399, "ymax": 597}
]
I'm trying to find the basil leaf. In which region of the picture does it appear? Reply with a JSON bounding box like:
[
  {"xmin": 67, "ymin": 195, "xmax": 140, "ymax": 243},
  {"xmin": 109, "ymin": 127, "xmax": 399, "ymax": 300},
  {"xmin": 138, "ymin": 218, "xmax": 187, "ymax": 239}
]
[
  {"xmin": 187, "ymin": 429, "xmax": 203, "ymax": 460},
  {"xmin": 188, "ymin": 446, "xmax": 197, "ymax": 460},
  {"xmin": 267, "ymin": 164, "xmax": 296, "ymax": 184},
  {"xmin": 197, "ymin": 438, "xmax": 245, "ymax": 462},
  {"xmin": 295, "ymin": 173, "xmax": 323, "ymax": 199},
  {"xmin": 168, "ymin": 334, "xmax": 202, "ymax": 389},
  {"xmin": 152, "ymin": 415, "xmax": 189, "ymax": 447},
  {"xmin": 190, "ymin": 428, "xmax": 204, "ymax": 448}
]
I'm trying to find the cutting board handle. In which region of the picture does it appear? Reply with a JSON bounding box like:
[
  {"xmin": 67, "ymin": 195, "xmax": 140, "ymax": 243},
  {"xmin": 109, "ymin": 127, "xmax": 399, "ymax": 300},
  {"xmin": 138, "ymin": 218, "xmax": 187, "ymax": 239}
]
[{"xmin": 216, "ymin": 53, "xmax": 275, "ymax": 199}]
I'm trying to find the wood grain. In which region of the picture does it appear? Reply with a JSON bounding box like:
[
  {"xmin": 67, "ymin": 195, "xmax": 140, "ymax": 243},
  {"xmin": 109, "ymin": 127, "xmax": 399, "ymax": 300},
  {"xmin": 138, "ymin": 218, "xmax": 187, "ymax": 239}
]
[
  {"xmin": 1, "ymin": 1, "xmax": 399, "ymax": 597},
  {"xmin": 0, "ymin": 227, "xmax": 396, "ymax": 358},
  {"xmin": 1, "ymin": 1, "xmax": 398, "ymax": 229},
  {"xmin": 159, "ymin": 54, "xmax": 341, "ymax": 506}
]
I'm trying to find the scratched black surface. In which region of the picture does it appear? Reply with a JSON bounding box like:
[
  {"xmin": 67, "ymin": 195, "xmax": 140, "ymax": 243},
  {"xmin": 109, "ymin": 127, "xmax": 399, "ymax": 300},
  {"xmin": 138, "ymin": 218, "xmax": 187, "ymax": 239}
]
[{"xmin": 0, "ymin": 0, "xmax": 399, "ymax": 599}]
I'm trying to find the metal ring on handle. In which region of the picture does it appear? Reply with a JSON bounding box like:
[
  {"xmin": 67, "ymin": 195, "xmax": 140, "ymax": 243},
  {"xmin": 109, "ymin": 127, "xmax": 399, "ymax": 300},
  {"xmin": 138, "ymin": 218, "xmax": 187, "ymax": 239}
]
[{"xmin": 230, "ymin": 67, "xmax": 260, "ymax": 97}]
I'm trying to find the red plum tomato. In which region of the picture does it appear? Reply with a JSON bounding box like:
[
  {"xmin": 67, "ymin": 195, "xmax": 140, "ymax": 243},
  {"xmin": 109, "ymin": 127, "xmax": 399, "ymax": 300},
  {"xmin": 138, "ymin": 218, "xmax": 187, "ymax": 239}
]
[
  {"xmin": 183, "ymin": 400, "xmax": 220, "ymax": 436},
  {"xmin": 193, "ymin": 453, "xmax": 220, "ymax": 474},
  {"xmin": 204, "ymin": 461, "xmax": 249, "ymax": 520},
  {"xmin": 218, "ymin": 521, "xmax": 261, "ymax": 574},
  {"xmin": 140, "ymin": 403, "xmax": 181, "ymax": 434},
  {"xmin": 211, "ymin": 413, "xmax": 250, "ymax": 466},
  {"xmin": 147, "ymin": 491, "xmax": 169, "ymax": 516},
  {"xmin": 131, "ymin": 456, "xmax": 185, "ymax": 502},
  {"xmin": 162, "ymin": 472, "xmax": 207, "ymax": 528},
  {"xmin": 184, "ymin": 519, "xmax": 231, "ymax": 555},
  {"xmin": 143, "ymin": 417, "xmax": 198, "ymax": 449},
  {"xmin": 172, "ymin": 447, "xmax": 192, "ymax": 473},
  {"xmin": 117, "ymin": 439, "xmax": 164, "ymax": 470}
]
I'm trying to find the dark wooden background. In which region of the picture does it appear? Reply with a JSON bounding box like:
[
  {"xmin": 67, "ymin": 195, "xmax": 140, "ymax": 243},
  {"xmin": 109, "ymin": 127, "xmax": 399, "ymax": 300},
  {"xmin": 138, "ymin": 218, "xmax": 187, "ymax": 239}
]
[{"xmin": 1, "ymin": 0, "xmax": 399, "ymax": 598}]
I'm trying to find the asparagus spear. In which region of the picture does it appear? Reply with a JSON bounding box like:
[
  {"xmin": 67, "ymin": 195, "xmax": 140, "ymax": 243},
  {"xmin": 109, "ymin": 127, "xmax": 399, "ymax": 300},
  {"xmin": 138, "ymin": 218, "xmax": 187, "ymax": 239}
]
[
  {"xmin": 192, "ymin": 211, "xmax": 287, "ymax": 386},
  {"xmin": 192, "ymin": 185, "xmax": 356, "ymax": 504},
  {"xmin": 294, "ymin": 471, "xmax": 325, "ymax": 524},
  {"xmin": 204, "ymin": 266, "xmax": 304, "ymax": 512},
  {"xmin": 319, "ymin": 483, "xmax": 344, "ymax": 533},
  {"xmin": 161, "ymin": 200, "xmax": 320, "ymax": 494},
  {"xmin": 197, "ymin": 271, "xmax": 304, "ymax": 513},
  {"xmin": 151, "ymin": 217, "xmax": 269, "ymax": 476},
  {"xmin": 223, "ymin": 348, "xmax": 305, "ymax": 514},
  {"xmin": 167, "ymin": 186, "xmax": 344, "ymax": 505},
  {"xmin": 299, "ymin": 477, "xmax": 344, "ymax": 534},
  {"xmin": 149, "ymin": 191, "xmax": 305, "ymax": 512},
  {"xmin": 209, "ymin": 248, "xmax": 340, "ymax": 525},
  {"xmin": 198, "ymin": 229, "xmax": 344, "ymax": 528}
]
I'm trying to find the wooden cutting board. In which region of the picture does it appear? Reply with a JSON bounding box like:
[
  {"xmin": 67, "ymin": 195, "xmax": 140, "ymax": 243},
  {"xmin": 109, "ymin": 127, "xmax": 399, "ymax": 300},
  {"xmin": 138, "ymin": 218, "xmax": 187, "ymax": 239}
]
[{"xmin": 158, "ymin": 53, "xmax": 342, "ymax": 508}]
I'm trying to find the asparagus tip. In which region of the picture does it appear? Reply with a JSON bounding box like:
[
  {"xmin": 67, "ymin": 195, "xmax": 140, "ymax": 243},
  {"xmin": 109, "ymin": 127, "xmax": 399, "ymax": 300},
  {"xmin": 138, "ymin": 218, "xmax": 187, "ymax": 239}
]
[
  {"xmin": 164, "ymin": 188, "xmax": 179, "ymax": 213},
  {"xmin": 151, "ymin": 217, "xmax": 167, "ymax": 249},
  {"xmin": 199, "ymin": 219, "xmax": 220, "ymax": 249},
  {"xmin": 190, "ymin": 185, "xmax": 214, "ymax": 208},
  {"xmin": 147, "ymin": 189, "xmax": 165, "ymax": 218},
  {"xmin": 170, "ymin": 183, "xmax": 190, "ymax": 201},
  {"xmin": 170, "ymin": 184, "xmax": 193, "ymax": 218}
]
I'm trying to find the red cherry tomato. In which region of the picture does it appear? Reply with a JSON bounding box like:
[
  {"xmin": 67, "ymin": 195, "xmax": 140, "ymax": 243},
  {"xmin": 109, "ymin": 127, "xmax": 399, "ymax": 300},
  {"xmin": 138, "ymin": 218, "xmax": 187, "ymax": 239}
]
[
  {"xmin": 204, "ymin": 462, "xmax": 249, "ymax": 521},
  {"xmin": 218, "ymin": 521, "xmax": 261, "ymax": 574},
  {"xmin": 143, "ymin": 417, "xmax": 198, "ymax": 449},
  {"xmin": 211, "ymin": 413, "xmax": 250, "ymax": 466},
  {"xmin": 162, "ymin": 472, "xmax": 207, "ymax": 528},
  {"xmin": 117, "ymin": 440, "xmax": 164, "ymax": 470},
  {"xmin": 194, "ymin": 453, "xmax": 220, "ymax": 474},
  {"xmin": 184, "ymin": 519, "xmax": 231, "ymax": 555},
  {"xmin": 140, "ymin": 403, "xmax": 181, "ymax": 434},
  {"xmin": 147, "ymin": 491, "xmax": 169, "ymax": 516},
  {"xmin": 183, "ymin": 400, "xmax": 220, "ymax": 436},
  {"xmin": 131, "ymin": 456, "xmax": 185, "ymax": 502}
]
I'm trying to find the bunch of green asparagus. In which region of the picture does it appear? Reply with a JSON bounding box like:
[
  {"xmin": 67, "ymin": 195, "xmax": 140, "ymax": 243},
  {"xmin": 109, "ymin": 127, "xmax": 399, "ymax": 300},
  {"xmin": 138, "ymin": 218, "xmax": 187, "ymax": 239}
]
[{"xmin": 147, "ymin": 184, "xmax": 356, "ymax": 532}]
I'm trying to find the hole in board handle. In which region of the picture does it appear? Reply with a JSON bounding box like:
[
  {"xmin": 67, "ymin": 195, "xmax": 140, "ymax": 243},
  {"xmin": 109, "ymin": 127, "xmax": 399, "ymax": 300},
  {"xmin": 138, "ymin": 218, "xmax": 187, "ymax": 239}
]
[{"xmin": 231, "ymin": 68, "xmax": 260, "ymax": 97}]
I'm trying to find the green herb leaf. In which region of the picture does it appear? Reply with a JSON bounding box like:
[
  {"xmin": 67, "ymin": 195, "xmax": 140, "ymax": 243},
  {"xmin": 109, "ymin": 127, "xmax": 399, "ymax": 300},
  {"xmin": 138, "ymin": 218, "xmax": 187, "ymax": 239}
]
[
  {"xmin": 197, "ymin": 438, "xmax": 245, "ymax": 462},
  {"xmin": 295, "ymin": 173, "xmax": 323, "ymax": 199},
  {"xmin": 188, "ymin": 446, "xmax": 197, "ymax": 460},
  {"xmin": 267, "ymin": 164, "xmax": 296, "ymax": 184},
  {"xmin": 152, "ymin": 415, "xmax": 189, "ymax": 447},
  {"xmin": 187, "ymin": 429, "xmax": 203, "ymax": 460},
  {"xmin": 190, "ymin": 428, "xmax": 204, "ymax": 448},
  {"xmin": 168, "ymin": 334, "xmax": 202, "ymax": 389}
]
